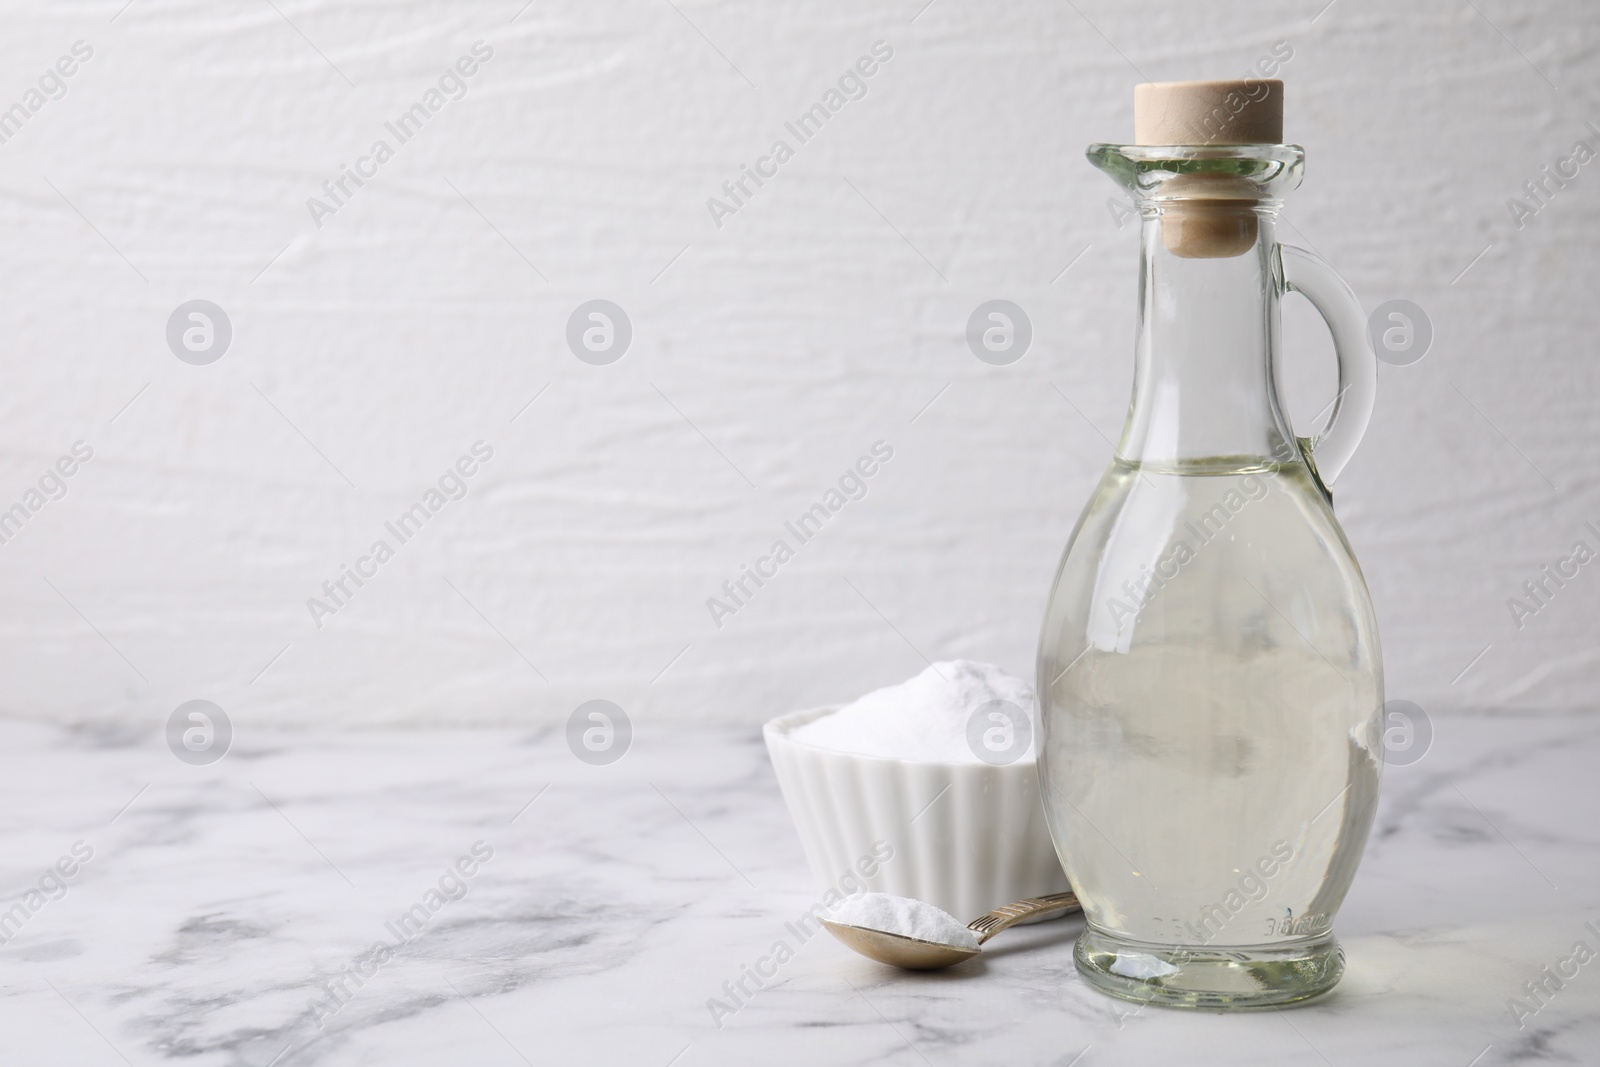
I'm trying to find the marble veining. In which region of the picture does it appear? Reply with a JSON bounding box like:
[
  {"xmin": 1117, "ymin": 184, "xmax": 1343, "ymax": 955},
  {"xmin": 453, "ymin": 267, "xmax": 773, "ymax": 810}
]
[{"xmin": 0, "ymin": 711, "xmax": 1595, "ymax": 1065}]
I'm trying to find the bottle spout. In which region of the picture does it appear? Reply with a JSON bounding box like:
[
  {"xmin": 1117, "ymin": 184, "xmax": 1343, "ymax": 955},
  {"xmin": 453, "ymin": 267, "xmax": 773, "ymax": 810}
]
[{"xmin": 1090, "ymin": 79, "xmax": 1299, "ymax": 259}]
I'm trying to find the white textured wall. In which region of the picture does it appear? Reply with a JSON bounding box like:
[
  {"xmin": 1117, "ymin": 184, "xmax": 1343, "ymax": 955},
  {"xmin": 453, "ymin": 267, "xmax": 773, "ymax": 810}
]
[{"xmin": 0, "ymin": 0, "xmax": 1595, "ymax": 729}]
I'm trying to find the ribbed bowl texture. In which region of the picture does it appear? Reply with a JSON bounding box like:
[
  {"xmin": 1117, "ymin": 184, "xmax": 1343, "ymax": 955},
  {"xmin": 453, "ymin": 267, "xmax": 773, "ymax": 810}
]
[{"xmin": 764, "ymin": 706, "xmax": 1069, "ymax": 922}]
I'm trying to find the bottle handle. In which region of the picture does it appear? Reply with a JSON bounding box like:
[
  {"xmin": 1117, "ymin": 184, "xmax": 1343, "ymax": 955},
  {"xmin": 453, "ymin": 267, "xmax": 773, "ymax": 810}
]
[{"xmin": 1279, "ymin": 243, "xmax": 1376, "ymax": 489}]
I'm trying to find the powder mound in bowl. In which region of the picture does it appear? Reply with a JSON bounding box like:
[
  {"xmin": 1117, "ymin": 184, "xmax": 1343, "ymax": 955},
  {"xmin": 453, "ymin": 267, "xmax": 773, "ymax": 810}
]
[
  {"xmin": 790, "ymin": 659, "xmax": 1035, "ymax": 763},
  {"xmin": 828, "ymin": 892, "xmax": 981, "ymax": 951}
]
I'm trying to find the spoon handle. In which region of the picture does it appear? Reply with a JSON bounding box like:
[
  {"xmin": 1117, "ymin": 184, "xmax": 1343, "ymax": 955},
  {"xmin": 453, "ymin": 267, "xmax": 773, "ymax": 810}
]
[{"xmin": 967, "ymin": 891, "xmax": 1081, "ymax": 945}]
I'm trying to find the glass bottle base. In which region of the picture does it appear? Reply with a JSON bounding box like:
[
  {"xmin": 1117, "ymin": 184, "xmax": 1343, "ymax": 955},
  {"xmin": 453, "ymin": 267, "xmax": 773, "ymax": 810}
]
[{"xmin": 1074, "ymin": 926, "xmax": 1344, "ymax": 1010}]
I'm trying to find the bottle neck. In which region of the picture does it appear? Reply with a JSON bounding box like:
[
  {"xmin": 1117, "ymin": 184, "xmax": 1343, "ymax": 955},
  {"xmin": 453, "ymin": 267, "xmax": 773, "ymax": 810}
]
[{"xmin": 1117, "ymin": 211, "xmax": 1295, "ymax": 472}]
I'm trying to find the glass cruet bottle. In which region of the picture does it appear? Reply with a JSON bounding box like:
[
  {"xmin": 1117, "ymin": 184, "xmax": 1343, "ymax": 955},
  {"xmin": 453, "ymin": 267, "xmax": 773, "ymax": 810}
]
[{"xmin": 1036, "ymin": 79, "xmax": 1383, "ymax": 1009}]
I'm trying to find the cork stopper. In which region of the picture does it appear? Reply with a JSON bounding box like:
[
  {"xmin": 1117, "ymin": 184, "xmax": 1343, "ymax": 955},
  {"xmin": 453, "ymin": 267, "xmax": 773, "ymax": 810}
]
[
  {"xmin": 1135, "ymin": 79, "xmax": 1283, "ymax": 146},
  {"xmin": 1134, "ymin": 79, "xmax": 1283, "ymax": 259}
]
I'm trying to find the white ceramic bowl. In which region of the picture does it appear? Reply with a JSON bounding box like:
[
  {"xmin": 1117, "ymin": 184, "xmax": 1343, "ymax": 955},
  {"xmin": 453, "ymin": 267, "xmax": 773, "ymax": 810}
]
[{"xmin": 764, "ymin": 706, "xmax": 1069, "ymax": 922}]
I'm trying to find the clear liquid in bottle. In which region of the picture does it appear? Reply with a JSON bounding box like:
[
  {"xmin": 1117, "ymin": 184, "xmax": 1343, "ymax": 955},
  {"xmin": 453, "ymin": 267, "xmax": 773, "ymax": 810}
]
[{"xmin": 1038, "ymin": 457, "xmax": 1381, "ymax": 1005}]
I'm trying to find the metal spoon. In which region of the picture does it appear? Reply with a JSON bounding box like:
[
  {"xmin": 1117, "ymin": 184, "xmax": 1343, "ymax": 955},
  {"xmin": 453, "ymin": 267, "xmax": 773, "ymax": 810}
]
[{"xmin": 820, "ymin": 891, "xmax": 1081, "ymax": 970}]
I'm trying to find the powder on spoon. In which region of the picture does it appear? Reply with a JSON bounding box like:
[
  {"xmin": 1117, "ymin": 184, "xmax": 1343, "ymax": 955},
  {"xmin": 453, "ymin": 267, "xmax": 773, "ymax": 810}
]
[
  {"xmin": 791, "ymin": 659, "xmax": 1035, "ymax": 763},
  {"xmin": 828, "ymin": 892, "xmax": 982, "ymax": 950}
]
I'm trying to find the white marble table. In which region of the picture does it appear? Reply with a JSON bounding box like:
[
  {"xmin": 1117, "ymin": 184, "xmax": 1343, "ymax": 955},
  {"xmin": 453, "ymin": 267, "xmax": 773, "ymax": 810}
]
[{"xmin": 0, "ymin": 710, "xmax": 1595, "ymax": 1066}]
